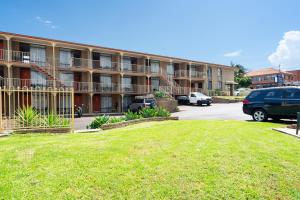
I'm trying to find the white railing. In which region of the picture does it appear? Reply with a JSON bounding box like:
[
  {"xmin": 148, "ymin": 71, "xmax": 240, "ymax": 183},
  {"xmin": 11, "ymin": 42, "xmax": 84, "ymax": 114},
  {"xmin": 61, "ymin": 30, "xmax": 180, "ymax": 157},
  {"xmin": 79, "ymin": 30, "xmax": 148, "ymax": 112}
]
[
  {"xmin": 92, "ymin": 60, "xmax": 120, "ymax": 72},
  {"xmin": 174, "ymin": 70, "xmax": 189, "ymax": 78},
  {"xmin": 191, "ymin": 71, "xmax": 206, "ymax": 79},
  {"xmin": 56, "ymin": 57, "xmax": 89, "ymax": 68},
  {"xmin": 122, "ymin": 84, "xmax": 148, "ymax": 94},
  {"xmin": 123, "ymin": 64, "xmax": 148, "ymax": 74},
  {"xmin": 0, "ymin": 49, "xmax": 8, "ymax": 61},
  {"xmin": 11, "ymin": 50, "xmax": 51, "ymax": 67}
]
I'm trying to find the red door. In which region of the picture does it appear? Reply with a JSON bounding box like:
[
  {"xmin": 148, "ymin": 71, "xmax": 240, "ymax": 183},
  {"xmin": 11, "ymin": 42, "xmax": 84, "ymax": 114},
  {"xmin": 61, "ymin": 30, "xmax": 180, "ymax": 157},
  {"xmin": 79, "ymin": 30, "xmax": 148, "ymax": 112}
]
[
  {"xmin": 93, "ymin": 95, "xmax": 100, "ymax": 112},
  {"xmin": 20, "ymin": 68, "xmax": 31, "ymax": 87},
  {"xmin": 74, "ymin": 94, "xmax": 82, "ymax": 107}
]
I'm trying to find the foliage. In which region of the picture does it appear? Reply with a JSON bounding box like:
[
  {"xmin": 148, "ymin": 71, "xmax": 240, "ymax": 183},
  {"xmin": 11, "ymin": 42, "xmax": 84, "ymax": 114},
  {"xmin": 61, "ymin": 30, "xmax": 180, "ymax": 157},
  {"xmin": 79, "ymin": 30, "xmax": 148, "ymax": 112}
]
[
  {"xmin": 231, "ymin": 62, "xmax": 252, "ymax": 88},
  {"xmin": 124, "ymin": 110, "xmax": 142, "ymax": 121},
  {"xmin": 109, "ymin": 117, "xmax": 125, "ymax": 124},
  {"xmin": 154, "ymin": 90, "xmax": 166, "ymax": 98},
  {"xmin": 16, "ymin": 106, "xmax": 40, "ymax": 127},
  {"xmin": 155, "ymin": 107, "xmax": 171, "ymax": 117},
  {"xmin": 139, "ymin": 107, "xmax": 158, "ymax": 118},
  {"xmin": 43, "ymin": 112, "xmax": 70, "ymax": 127},
  {"xmin": 214, "ymin": 89, "xmax": 222, "ymax": 96},
  {"xmin": 88, "ymin": 115, "xmax": 110, "ymax": 129}
]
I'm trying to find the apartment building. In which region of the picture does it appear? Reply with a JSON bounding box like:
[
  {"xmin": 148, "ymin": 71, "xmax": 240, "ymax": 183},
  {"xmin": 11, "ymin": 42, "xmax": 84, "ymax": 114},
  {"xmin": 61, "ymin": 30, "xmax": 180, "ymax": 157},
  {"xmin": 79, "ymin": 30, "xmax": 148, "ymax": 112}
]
[
  {"xmin": 247, "ymin": 67, "xmax": 293, "ymax": 89},
  {"xmin": 0, "ymin": 32, "xmax": 235, "ymax": 114}
]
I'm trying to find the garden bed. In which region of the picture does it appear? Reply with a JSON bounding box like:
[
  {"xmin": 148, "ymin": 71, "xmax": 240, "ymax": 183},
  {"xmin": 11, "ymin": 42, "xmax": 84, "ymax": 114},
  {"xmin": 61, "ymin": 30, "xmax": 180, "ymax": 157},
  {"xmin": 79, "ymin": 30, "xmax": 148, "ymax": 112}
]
[{"xmin": 101, "ymin": 116, "xmax": 178, "ymax": 130}]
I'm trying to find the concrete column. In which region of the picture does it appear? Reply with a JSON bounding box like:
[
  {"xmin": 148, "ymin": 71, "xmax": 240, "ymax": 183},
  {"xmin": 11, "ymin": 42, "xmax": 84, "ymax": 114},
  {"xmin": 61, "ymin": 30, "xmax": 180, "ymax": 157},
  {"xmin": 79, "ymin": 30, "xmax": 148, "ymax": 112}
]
[
  {"xmin": 189, "ymin": 62, "xmax": 192, "ymax": 93},
  {"xmin": 88, "ymin": 71, "xmax": 93, "ymax": 92},
  {"xmin": 6, "ymin": 37, "xmax": 11, "ymax": 62},
  {"xmin": 88, "ymin": 48, "xmax": 93, "ymax": 68},
  {"xmin": 120, "ymin": 94, "xmax": 124, "ymax": 113}
]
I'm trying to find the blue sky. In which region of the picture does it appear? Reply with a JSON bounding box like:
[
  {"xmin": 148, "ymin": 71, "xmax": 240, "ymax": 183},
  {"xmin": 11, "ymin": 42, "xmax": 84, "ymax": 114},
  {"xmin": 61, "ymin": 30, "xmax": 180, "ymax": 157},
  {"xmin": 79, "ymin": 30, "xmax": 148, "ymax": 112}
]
[{"xmin": 1, "ymin": 0, "xmax": 300, "ymax": 70}]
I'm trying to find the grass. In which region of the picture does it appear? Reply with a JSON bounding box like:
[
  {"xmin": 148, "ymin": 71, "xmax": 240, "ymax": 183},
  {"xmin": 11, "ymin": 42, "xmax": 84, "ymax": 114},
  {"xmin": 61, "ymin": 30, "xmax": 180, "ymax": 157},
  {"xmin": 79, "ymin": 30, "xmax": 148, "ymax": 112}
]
[
  {"xmin": 215, "ymin": 96, "xmax": 246, "ymax": 100},
  {"xmin": 0, "ymin": 120, "xmax": 300, "ymax": 199}
]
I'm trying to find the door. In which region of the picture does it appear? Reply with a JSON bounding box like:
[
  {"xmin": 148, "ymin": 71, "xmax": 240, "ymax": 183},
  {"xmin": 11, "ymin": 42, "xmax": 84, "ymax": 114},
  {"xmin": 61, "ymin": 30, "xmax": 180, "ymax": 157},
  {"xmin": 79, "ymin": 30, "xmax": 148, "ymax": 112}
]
[
  {"xmin": 263, "ymin": 89, "xmax": 284, "ymax": 116},
  {"xmin": 93, "ymin": 95, "xmax": 100, "ymax": 112},
  {"xmin": 283, "ymin": 89, "xmax": 300, "ymax": 117},
  {"xmin": 74, "ymin": 94, "xmax": 82, "ymax": 107},
  {"xmin": 20, "ymin": 68, "xmax": 31, "ymax": 87},
  {"xmin": 189, "ymin": 93, "xmax": 197, "ymax": 104}
]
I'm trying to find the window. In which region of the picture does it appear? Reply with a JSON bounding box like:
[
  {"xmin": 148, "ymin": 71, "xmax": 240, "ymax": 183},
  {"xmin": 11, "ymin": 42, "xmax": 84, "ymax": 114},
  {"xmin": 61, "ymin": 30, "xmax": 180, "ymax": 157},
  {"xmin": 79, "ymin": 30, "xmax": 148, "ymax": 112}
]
[
  {"xmin": 208, "ymin": 81, "xmax": 212, "ymax": 90},
  {"xmin": 59, "ymin": 49, "xmax": 72, "ymax": 68},
  {"xmin": 100, "ymin": 54, "xmax": 112, "ymax": 68},
  {"xmin": 31, "ymin": 71, "xmax": 47, "ymax": 87},
  {"xmin": 217, "ymin": 81, "xmax": 223, "ymax": 90},
  {"xmin": 151, "ymin": 60, "xmax": 160, "ymax": 73},
  {"xmin": 59, "ymin": 72, "xmax": 74, "ymax": 87},
  {"xmin": 30, "ymin": 45, "xmax": 46, "ymax": 67},
  {"xmin": 101, "ymin": 96, "xmax": 112, "ymax": 112},
  {"xmin": 123, "ymin": 57, "xmax": 132, "ymax": 71},
  {"xmin": 167, "ymin": 63, "xmax": 174, "ymax": 76},
  {"xmin": 207, "ymin": 66, "xmax": 212, "ymax": 81},
  {"xmin": 285, "ymin": 89, "xmax": 300, "ymax": 99},
  {"xmin": 191, "ymin": 94, "xmax": 196, "ymax": 97},
  {"xmin": 265, "ymin": 90, "xmax": 283, "ymax": 98},
  {"xmin": 122, "ymin": 77, "xmax": 132, "ymax": 90},
  {"xmin": 123, "ymin": 96, "xmax": 133, "ymax": 111}
]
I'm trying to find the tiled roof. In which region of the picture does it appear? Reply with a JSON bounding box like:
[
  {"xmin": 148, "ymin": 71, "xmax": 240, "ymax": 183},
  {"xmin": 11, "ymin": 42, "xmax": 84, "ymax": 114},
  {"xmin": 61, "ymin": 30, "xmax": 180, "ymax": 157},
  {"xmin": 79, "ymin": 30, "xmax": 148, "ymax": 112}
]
[{"xmin": 246, "ymin": 67, "xmax": 292, "ymax": 77}]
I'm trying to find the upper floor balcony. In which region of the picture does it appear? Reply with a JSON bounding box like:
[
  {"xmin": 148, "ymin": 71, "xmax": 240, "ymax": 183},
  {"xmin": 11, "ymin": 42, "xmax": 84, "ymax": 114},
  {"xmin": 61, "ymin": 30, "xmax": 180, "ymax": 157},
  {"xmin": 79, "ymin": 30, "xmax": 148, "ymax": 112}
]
[
  {"xmin": 190, "ymin": 71, "xmax": 206, "ymax": 79},
  {"xmin": 92, "ymin": 60, "xmax": 120, "ymax": 73},
  {"xmin": 174, "ymin": 70, "xmax": 189, "ymax": 79}
]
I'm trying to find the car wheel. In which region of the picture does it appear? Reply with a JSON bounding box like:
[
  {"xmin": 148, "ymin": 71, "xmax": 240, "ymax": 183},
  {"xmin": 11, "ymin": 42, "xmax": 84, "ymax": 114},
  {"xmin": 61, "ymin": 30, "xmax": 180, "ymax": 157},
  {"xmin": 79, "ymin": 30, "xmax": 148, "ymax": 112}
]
[
  {"xmin": 207, "ymin": 103, "xmax": 211, "ymax": 106},
  {"xmin": 252, "ymin": 109, "xmax": 267, "ymax": 122},
  {"xmin": 197, "ymin": 101, "xmax": 202, "ymax": 106}
]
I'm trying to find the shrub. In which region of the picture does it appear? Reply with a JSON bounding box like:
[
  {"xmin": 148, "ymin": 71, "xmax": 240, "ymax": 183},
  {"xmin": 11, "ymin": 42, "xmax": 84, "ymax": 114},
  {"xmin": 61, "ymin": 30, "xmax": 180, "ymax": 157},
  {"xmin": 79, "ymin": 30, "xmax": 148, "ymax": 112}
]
[
  {"xmin": 43, "ymin": 112, "xmax": 70, "ymax": 127},
  {"xmin": 16, "ymin": 106, "xmax": 40, "ymax": 127},
  {"xmin": 109, "ymin": 117, "xmax": 125, "ymax": 124},
  {"xmin": 156, "ymin": 107, "xmax": 171, "ymax": 117},
  {"xmin": 139, "ymin": 107, "xmax": 157, "ymax": 118},
  {"xmin": 124, "ymin": 110, "xmax": 142, "ymax": 121},
  {"xmin": 154, "ymin": 90, "xmax": 166, "ymax": 98},
  {"xmin": 89, "ymin": 115, "xmax": 110, "ymax": 129}
]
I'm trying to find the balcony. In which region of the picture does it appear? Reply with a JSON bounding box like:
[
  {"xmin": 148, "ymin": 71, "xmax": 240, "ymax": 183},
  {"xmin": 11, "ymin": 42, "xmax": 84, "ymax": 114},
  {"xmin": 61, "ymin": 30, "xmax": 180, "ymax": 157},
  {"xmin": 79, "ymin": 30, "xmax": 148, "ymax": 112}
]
[
  {"xmin": 57, "ymin": 57, "xmax": 89, "ymax": 70},
  {"xmin": 1, "ymin": 78, "xmax": 55, "ymax": 88},
  {"xmin": 122, "ymin": 84, "xmax": 148, "ymax": 94},
  {"xmin": 9, "ymin": 50, "xmax": 51, "ymax": 67},
  {"xmin": 174, "ymin": 70, "xmax": 189, "ymax": 79},
  {"xmin": 122, "ymin": 64, "xmax": 148, "ymax": 74},
  {"xmin": 93, "ymin": 60, "xmax": 120, "ymax": 73},
  {"xmin": 93, "ymin": 83, "xmax": 120, "ymax": 93},
  {"xmin": 0, "ymin": 49, "xmax": 8, "ymax": 61},
  {"xmin": 172, "ymin": 86, "xmax": 190, "ymax": 95},
  {"xmin": 191, "ymin": 71, "xmax": 206, "ymax": 79}
]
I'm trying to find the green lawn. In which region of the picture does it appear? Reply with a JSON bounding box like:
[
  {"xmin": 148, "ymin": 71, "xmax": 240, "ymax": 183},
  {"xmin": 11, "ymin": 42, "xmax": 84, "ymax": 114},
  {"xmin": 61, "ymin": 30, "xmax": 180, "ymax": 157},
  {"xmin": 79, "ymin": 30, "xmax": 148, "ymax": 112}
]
[{"xmin": 0, "ymin": 121, "xmax": 300, "ymax": 199}]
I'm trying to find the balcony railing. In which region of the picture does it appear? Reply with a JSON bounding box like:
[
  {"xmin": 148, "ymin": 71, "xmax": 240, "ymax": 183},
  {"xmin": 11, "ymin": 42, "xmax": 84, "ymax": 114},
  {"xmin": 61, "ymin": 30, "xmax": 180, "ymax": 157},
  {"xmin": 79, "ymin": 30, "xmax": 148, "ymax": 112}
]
[
  {"xmin": 172, "ymin": 86, "xmax": 190, "ymax": 95},
  {"xmin": 123, "ymin": 64, "xmax": 148, "ymax": 74},
  {"xmin": 93, "ymin": 83, "xmax": 120, "ymax": 93},
  {"xmin": 10, "ymin": 50, "xmax": 51, "ymax": 67},
  {"xmin": 191, "ymin": 71, "xmax": 206, "ymax": 79},
  {"xmin": 57, "ymin": 57, "xmax": 89, "ymax": 68},
  {"xmin": 92, "ymin": 60, "xmax": 120, "ymax": 72},
  {"xmin": 174, "ymin": 70, "xmax": 189, "ymax": 78},
  {"xmin": 122, "ymin": 84, "xmax": 148, "ymax": 94}
]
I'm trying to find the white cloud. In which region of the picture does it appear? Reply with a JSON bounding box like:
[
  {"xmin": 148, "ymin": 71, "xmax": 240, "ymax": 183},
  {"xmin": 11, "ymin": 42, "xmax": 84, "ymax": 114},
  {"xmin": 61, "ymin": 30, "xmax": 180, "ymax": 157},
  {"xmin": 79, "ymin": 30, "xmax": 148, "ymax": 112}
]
[
  {"xmin": 224, "ymin": 50, "xmax": 242, "ymax": 57},
  {"xmin": 268, "ymin": 31, "xmax": 300, "ymax": 67},
  {"xmin": 35, "ymin": 16, "xmax": 57, "ymax": 29}
]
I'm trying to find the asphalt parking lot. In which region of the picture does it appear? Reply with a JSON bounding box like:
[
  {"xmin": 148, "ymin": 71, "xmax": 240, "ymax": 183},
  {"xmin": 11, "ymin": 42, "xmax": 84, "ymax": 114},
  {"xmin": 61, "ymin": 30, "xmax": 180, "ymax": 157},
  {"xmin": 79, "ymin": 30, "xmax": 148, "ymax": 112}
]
[
  {"xmin": 75, "ymin": 102, "xmax": 252, "ymax": 130},
  {"xmin": 173, "ymin": 102, "xmax": 252, "ymax": 120}
]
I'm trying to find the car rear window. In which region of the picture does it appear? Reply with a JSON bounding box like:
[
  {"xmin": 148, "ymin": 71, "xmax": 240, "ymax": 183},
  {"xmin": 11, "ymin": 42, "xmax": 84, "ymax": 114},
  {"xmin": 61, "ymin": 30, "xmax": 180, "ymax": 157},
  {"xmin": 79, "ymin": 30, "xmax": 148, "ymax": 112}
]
[{"xmin": 265, "ymin": 90, "xmax": 283, "ymax": 98}]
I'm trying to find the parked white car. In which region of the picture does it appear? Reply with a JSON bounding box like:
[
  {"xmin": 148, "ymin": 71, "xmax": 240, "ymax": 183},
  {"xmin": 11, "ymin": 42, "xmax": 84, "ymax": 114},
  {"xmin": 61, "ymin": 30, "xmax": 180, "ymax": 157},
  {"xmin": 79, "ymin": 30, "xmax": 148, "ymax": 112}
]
[
  {"xmin": 189, "ymin": 92, "xmax": 212, "ymax": 106},
  {"xmin": 234, "ymin": 88, "xmax": 251, "ymax": 96}
]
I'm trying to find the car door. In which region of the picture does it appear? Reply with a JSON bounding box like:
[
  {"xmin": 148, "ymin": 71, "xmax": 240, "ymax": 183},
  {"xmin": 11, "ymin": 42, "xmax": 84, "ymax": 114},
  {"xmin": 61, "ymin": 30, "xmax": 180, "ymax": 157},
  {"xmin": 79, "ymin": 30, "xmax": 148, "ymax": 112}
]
[
  {"xmin": 263, "ymin": 89, "xmax": 284, "ymax": 116},
  {"xmin": 283, "ymin": 89, "xmax": 300, "ymax": 117},
  {"xmin": 189, "ymin": 93, "xmax": 197, "ymax": 104}
]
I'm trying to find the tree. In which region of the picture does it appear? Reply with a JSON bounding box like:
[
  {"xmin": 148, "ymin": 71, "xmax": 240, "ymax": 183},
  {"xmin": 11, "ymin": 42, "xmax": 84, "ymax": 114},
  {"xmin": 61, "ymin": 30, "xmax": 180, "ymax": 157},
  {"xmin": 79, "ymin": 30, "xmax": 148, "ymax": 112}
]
[{"xmin": 231, "ymin": 62, "xmax": 251, "ymax": 88}]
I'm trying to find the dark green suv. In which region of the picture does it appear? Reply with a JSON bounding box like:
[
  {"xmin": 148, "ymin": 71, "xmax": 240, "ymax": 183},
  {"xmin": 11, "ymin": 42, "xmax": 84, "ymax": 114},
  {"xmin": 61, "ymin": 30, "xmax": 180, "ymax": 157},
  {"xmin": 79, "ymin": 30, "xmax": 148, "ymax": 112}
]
[{"xmin": 243, "ymin": 87, "xmax": 300, "ymax": 121}]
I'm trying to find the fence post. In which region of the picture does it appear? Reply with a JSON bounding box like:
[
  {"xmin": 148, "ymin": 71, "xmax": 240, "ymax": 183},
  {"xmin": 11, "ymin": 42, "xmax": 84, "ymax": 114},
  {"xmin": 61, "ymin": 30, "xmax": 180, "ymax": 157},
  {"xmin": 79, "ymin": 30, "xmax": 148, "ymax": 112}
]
[
  {"xmin": 297, "ymin": 112, "xmax": 300, "ymax": 135},
  {"xmin": 71, "ymin": 88, "xmax": 75, "ymax": 133}
]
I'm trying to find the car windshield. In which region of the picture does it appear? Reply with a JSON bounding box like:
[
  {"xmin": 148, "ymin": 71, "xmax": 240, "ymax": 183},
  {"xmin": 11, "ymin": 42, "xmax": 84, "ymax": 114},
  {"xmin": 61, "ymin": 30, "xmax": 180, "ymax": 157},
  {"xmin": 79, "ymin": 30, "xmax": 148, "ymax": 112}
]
[{"xmin": 197, "ymin": 93, "xmax": 206, "ymax": 97}]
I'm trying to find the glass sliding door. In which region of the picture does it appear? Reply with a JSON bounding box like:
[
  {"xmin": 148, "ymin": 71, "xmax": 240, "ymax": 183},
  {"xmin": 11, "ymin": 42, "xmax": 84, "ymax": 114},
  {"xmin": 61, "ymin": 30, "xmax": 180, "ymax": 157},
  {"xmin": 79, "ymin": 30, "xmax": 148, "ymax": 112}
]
[
  {"xmin": 151, "ymin": 77, "xmax": 159, "ymax": 91},
  {"xmin": 151, "ymin": 60, "xmax": 160, "ymax": 74},
  {"xmin": 167, "ymin": 63, "xmax": 174, "ymax": 76},
  {"xmin": 122, "ymin": 77, "xmax": 132, "ymax": 92},
  {"xmin": 30, "ymin": 45, "xmax": 46, "ymax": 66},
  {"xmin": 122, "ymin": 57, "xmax": 132, "ymax": 71},
  {"xmin": 31, "ymin": 71, "xmax": 47, "ymax": 87},
  {"xmin": 59, "ymin": 72, "xmax": 74, "ymax": 87},
  {"xmin": 59, "ymin": 49, "xmax": 72, "ymax": 68},
  {"xmin": 100, "ymin": 54, "xmax": 112, "ymax": 68},
  {"xmin": 101, "ymin": 96, "xmax": 112, "ymax": 113},
  {"xmin": 100, "ymin": 75, "xmax": 112, "ymax": 91}
]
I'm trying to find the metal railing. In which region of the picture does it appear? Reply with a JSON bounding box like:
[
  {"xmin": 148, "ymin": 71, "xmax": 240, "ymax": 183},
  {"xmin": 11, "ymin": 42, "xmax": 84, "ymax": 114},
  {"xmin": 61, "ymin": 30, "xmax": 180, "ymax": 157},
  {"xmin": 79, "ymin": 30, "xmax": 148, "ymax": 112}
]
[
  {"xmin": 0, "ymin": 49, "xmax": 8, "ymax": 61},
  {"xmin": 174, "ymin": 70, "xmax": 189, "ymax": 78},
  {"xmin": 191, "ymin": 71, "xmax": 206, "ymax": 79},
  {"xmin": 93, "ymin": 83, "xmax": 120, "ymax": 93},
  {"xmin": 123, "ymin": 64, "xmax": 148, "ymax": 74},
  {"xmin": 122, "ymin": 84, "xmax": 148, "ymax": 94},
  {"xmin": 0, "ymin": 85, "xmax": 74, "ymax": 132},
  {"xmin": 92, "ymin": 60, "xmax": 120, "ymax": 72},
  {"xmin": 57, "ymin": 57, "xmax": 89, "ymax": 68}
]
